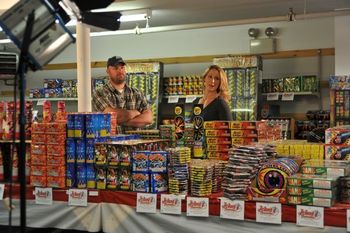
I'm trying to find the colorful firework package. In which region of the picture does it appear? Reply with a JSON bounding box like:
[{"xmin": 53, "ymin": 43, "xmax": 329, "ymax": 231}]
[
  {"xmin": 167, "ymin": 147, "xmax": 191, "ymax": 194},
  {"xmin": 192, "ymin": 104, "xmax": 204, "ymax": 158}
]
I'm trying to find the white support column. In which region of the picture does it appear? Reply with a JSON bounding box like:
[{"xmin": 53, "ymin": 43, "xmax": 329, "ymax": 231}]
[
  {"xmin": 76, "ymin": 22, "xmax": 92, "ymax": 112},
  {"xmin": 335, "ymin": 15, "xmax": 350, "ymax": 75}
]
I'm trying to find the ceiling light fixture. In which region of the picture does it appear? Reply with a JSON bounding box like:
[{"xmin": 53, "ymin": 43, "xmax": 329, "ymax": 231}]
[{"xmin": 118, "ymin": 9, "xmax": 151, "ymax": 22}]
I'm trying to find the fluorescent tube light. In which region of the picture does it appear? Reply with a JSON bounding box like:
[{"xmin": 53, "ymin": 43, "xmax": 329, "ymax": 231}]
[{"xmin": 118, "ymin": 9, "xmax": 151, "ymax": 22}]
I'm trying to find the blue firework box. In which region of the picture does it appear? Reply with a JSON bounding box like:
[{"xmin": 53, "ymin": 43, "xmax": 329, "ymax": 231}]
[
  {"xmin": 150, "ymin": 173, "xmax": 168, "ymax": 193},
  {"xmin": 132, "ymin": 151, "xmax": 150, "ymax": 172},
  {"xmin": 132, "ymin": 172, "xmax": 149, "ymax": 192},
  {"xmin": 149, "ymin": 151, "xmax": 167, "ymax": 173},
  {"xmin": 75, "ymin": 139, "xmax": 86, "ymax": 163},
  {"xmin": 66, "ymin": 138, "xmax": 76, "ymax": 163},
  {"xmin": 85, "ymin": 113, "xmax": 101, "ymax": 138}
]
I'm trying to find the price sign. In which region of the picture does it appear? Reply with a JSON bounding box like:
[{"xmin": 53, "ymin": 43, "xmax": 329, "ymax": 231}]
[
  {"xmin": 160, "ymin": 194, "xmax": 181, "ymax": 215},
  {"xmin": 0, "ymin": 184, "xmax": 4, "ymax": 200},
  {"xmin": 267, "ymin": 93, "xmax": 279, "ymax": 101},
  {"xmin": 185, "ymin": 96, "xmax": 197, "ymax": 103},
  {"xmin": 168, "ymin": 96, "xmax": 179, "ymax": 103},
  {"xmin": 220, "ymin": 198, "xmax": 244, "ymax": 220},
  {"xmin": 136, "ymin": 193, "xmax": 157, "ymax": 213},
  {"xmin": 34, "ymin": 187, "xmax": 53, "ymax": 205},
  {"xmin": 68, "ymin": 189, "xmax": 88, "ymax": 207},
  {"xmin": 256, "ymin": 202, "xmax": 281, "ymax": 224},
  {"xmin": 186, "ymin": 197, "xmax": 209, "ymax": 217},
  {"xmin": 282, "ymin": 93, "xmax": 294, "ymax": 101},
  {"xmin": 296, "ymin": 205, "xmax": 324, "ymax": 228}
]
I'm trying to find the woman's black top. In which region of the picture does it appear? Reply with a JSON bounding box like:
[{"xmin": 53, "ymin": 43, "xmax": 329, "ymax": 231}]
[{"xmin": 203, "ymin": 96, "xmax": 233, "ymax": 121}]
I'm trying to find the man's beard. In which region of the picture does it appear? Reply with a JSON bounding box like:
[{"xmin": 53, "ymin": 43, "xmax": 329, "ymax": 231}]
[{"xmin": 111, "ymin": 76, "xmax": 125, "ymax": 85}]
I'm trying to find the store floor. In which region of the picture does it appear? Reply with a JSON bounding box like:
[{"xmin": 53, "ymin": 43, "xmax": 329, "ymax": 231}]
[{"xmin": 0, "ymin": 226, "xmax": 103, "ymax": 233}]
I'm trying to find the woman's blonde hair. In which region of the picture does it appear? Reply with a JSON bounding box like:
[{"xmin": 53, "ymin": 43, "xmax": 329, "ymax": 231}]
[{"xmin": 202, "ymin": 65, "xmax": 230, "ymax": 102}]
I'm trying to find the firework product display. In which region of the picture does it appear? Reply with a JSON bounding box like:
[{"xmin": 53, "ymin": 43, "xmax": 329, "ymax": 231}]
[
  {"xmin": 30, "ymin": 78, "xmax": 78, "ymax": 99},
  {"xmin": 163, "ymin": 75, "xmax": 203, "ymax": 96},
  {"xmin": 262, "ymin": 75, "xmax": 318, "ymax": 93},
  {"xmin": 167, "ymin": 147, "xmax": 191, "ymax": 195},
  {"xmin": 214, "ymin": 56, "xmax": 260, "ymax": 121},
  {"xmin": 126, "ymin": 62, "xmax": 163, "ymax": 129},
  {"xmin": 204, "ymin": 121, "xmax": 231, "ymax": 160},
  {"xmin": 223, "ymin": 145, "xmax": 271, "ymax": 200},
  {"xmin": 192, "ymin": 104, "xmax": 204, "ymax": 158},
  {"xmin": 325, "ymin": 126, "xmax": 350, "ymax": 145},
  {"xmin": 329, "ymin": 76, "xmax": 350, "ymax": 126},
  {"xmin": 174, "ymin": 104, "xmax": 185, "ymax": 146},
  {"xmin": 94, "ymin": 139, "xmax": 167, "ymax": 191},
  {"xmin": 159, "ymin": 125, "xmax": 176, "ymax": 147},
  {"xmin": 325, "ymin": 144, "xmax": 350, "ymax": 160}
]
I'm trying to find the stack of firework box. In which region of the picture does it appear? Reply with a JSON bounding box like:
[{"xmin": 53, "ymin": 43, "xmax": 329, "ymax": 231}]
[
  {"xmin": 325, "ymin": 126, "xmax": 350, "ymax": 160},
  {"xmin": 30, "ymin": 78, "xmax": 77, "ymax": 99},
  {"xmin": 94, "ymin": 139, "xmax": 168, "ymax": 192},
  {"xmin": 159, "ymin": 125, "xmax": 176, "ymax": 147},
  {"xmin": 0, "ymin": 101, "xmax": 33, "ymax": 140},
  {"xmin": 30, "ymin": 122, "xmax": 66, "ymax": 188},
  {"xmin": 66, "ymin": 113, "xmax": 111, "ymax": 189},
  {"xmin": 286, "ymin": 172, "xmax": 339, "ymax": 207},
  {"xmin": 204, "ymin": 121, "xmax": 258, "ymax": 160},
  {"xmin": 132, "ymin": 149, "xmax": 168, "ymax": 193}
]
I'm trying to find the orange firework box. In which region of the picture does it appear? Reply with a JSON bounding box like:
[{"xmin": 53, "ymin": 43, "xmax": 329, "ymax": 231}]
[
  {"xmin": 30, "ymin": 175, "xmax": 47, "ymax": 187},
  {"xmin": 31, "ymin": 154, "xmax": 47, "ymax": 166},
  {"xmin": 46, "ymin": 133, "xmax": 66, "ymax": 145},
  {"xmin": 205, "ymin": 129, "xmax": 231, "ymax": 137},
  {"xmin": 231, "ymin": 129, "xmax": 258, "ymax": 137},
  {"xmin": 46, "ymin": 122, "xmax": 66, "ymax": 133},
  {"xmin": 203, "ymin": 121, "xmax": 230, "ymax": 129},
  {"xmin": 231, "ymin": 137, "xmax": 258, "ymax": 145},
  {"xmin": 47, "ymin": 176, "xmax": 65, "ymax": 188},
  {"xmin": 31, "ymin": 123, "xmax": 47, "ymax": 133},
  {"xmin": 47, "ymin": 156, "xmax": 65, "ymax": 166},
  {"xmin": 47, "ymin": 145, "xmax": 65, "ymax": 157},
  {"xmin": 207, "ymin": 151, "xmax": 229, "ymax": 160},
  {"xmin": 31, "ymin": 144, "xmax": 46, "ymax": 156},
  {"xmin": 31, "ymin": 133, "xmax": 46, "ymax": 144},
  {"xmin": 30, "ymin": 166, "xmax": 47, "ymax": 176},
  {"xmin": 230, "ymin": 121, "xmax": 257, "ymax": 129},
  {"xmin": 47, "ymin": 165, "xmax": 66, "ymax": 177},
  {"xmin": 206, "ymin": 137, "xmax": 231, "ymax": 145}
]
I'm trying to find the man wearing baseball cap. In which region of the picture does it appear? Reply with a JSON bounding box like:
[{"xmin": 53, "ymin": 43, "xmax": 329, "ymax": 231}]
[{"xmin": 92, "ymin": 56, "xmax": 153, "ymax": 133}]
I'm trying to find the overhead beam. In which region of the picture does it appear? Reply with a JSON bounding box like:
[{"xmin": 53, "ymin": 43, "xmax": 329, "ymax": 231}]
[{"xmin": 42, "ymin": 48, "xmax": 335, "ymax": 70}]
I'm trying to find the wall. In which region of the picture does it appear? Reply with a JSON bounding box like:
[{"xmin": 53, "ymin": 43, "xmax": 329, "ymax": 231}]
[
  {"xmin": 0, "ymin": 17, "xmax": 336, "ymax": 115},
  {"xmin": 335, "ymin": 15, "xmax": 350, "ymax": 75}
]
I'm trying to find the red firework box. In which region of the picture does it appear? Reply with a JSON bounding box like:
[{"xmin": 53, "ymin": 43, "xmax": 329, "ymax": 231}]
[
  {"xmin": 206, "ymin": 137, "xmax": 231, "ymax": 145},
  {"xmin": 325, "ymin": 126, "xmax": 350, "ymax": 145},
  {"xmin": 47, "ymin": 165, "xmax": 66, "ymax": 177},
  {"xmin": 230, "ymin": 121, "xmax": 257, "ymax": 130},
  {"xmin": 31, "ymin": 144, "xmax": 46, "ymax": 156},
  {"xmin": 30, "ymin": 166, "xmax": 47, "ymax": 176},
  {"xmin": 47, "ymin": 145, "xmax": 65, "ymax": 157},
  {"xmin": 231, "ymin": 129, "xmax": 258, "ymax": 137},
  {"xmin": 206, "ymin": 144, "xmax": 231, "ymax": 152},
  {"xmin": 204, "ymin": 121, "xmax": 230, "ymax": 129},
  {"xmin": 30, "ymin": 175, "xmax": 47, "ymax": 187},
  {"xmin": 207, "ymin": 151, "xmax": 229, "ymax": 160},
  {"xmin": 31, "ymin": 154, "xmax": 47, "ymax": 166},
  {"xmin": 46, "ymin": 133, "xmax": 66, "ymax": 145},
  {"xmin": 46, "ymin": 122, "xmax": 66, "ymax": 133},
  {"xmin": 205, "ymin": 129, "xmax": 231, "ymax": 137},
  {"xmin": 231, "ymin": 137, "xmax": 258, "ymax": 145},
  {"xmin": 43, "ymin": 100, "xmax": 52, "ymax": 123},
  {"xmin": 47, "ymin": 176, "xmax": 65, "ymax": 188},
  {"xmin": 246, "ymin": 187, "xmax": 287, "ymax": 204},
  {"xmin": 32, "ymin": 123, "xmax": 47, "ymax": 133},
  {"xmin": 47, "ymin": 156, "xmax": 65, "ymax": 166},
  {"xmin": 31, "ymin": 133, "xmax": 46, "ymax": 144}
]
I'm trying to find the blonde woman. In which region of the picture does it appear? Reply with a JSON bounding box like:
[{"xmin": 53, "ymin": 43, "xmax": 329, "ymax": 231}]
[{"xmin": 198, "ymin": 65, "xmax": 232, "ymax": 121}]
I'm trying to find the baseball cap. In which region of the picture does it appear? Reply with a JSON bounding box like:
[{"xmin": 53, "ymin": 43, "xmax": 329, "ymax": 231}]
[{"xmin": 107, "ymin": 56, "xmax": 126, "ymax": 67}]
